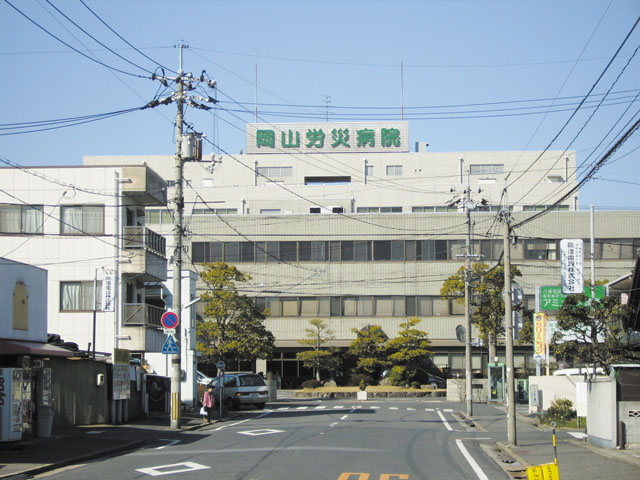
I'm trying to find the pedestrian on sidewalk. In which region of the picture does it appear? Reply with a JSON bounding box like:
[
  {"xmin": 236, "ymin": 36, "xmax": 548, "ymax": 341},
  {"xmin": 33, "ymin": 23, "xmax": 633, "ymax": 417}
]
[{"xmin": 202, "ymin": 385, "xmax": 214, "ymax": 423}]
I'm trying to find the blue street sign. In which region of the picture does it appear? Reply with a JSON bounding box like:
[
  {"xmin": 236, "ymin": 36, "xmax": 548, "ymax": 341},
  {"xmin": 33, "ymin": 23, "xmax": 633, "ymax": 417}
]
[{"xmin": 161, "ymin": 335, "xmax": 179, "ymax": 355}]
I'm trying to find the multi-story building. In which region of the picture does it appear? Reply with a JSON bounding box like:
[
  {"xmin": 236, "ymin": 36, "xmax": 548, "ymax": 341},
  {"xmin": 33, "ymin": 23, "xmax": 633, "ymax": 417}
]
[
  {"xmin": 82, "ymin": 121, "xmax": 638, "ymax": 385},
  {"xmin": 0, "ymin": 165, "xmax": 168, "ymax": 361}
]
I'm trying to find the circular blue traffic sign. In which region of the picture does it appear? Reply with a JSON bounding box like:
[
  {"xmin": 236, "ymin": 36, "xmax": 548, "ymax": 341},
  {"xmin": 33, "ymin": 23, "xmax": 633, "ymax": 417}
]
[{"xmin": 161, "ymin": 310, "xmax": 179, "ymax": 329}]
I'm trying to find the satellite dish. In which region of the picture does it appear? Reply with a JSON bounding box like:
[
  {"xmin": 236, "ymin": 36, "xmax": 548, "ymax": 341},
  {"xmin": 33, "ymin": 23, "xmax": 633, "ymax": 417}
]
[{"xmin": 455, "ymin": 325, "xmax": 466, "ymax": 343}]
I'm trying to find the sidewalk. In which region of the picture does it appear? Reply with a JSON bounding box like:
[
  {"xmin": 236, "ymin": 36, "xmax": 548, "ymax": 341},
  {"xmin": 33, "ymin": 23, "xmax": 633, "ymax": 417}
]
[
  {"xmin": 0, "ymin": 412, "xmax": 215, "ymax": 480},
  {"xmin": 467, "ymin": 404, "xmax": 640, "ymax": 479}
]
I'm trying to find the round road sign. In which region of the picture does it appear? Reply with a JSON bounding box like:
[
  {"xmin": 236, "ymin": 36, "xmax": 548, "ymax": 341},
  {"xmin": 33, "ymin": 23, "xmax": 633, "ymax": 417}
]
[
  {"xmin": 216, "ymin": 360, "xmax": 225, "ymax": 370},
  {"xmin": 161, "ymin": 310, "xmax": 179, "ymax": 329}
]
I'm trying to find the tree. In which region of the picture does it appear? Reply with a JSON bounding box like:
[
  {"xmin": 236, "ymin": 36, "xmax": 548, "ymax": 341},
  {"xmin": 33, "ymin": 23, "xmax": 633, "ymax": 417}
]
[
  {"xmin": 441, "ymin": 262, "xmax": 523, "ymax": 360},
  {"xmin": 297, "ymin": 318, "xmax": 335, "ymax": 381},
  {"xmin": 196, "ymin": 262, "xmax": 274, "ymax": 365},
  {"xmin": 348, "ymin": 325, "xmax": 390, "ymax": 380},
  {"xmin": 551, "ymin": 294, "xmax": 636, "ymax": 371},
  {"xmin": 386, "ymin": 317, "xmax": 432, "ymax": 385}
]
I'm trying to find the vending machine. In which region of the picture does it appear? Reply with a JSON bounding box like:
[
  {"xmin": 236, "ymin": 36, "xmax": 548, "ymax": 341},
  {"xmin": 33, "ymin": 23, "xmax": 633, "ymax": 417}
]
[{"xmin": 0, "ymin": 368, "xmax": 24, "ymax": 442}]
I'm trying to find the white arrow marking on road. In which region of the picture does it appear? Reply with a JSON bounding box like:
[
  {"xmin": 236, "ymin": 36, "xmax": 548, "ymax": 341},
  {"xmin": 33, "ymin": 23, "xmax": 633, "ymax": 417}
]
[
  {"xmin": 156, "ymin": 439, "xmax": 180, "ymax": 450},
  {"xmin": 136, "ymin": 462, "xmax": 210, "ymax": 477},
  {"xmin": 455, "ymin": 440, "xmax": 490, "ymax": 480},
  {"xmin": 437, "ymin": 410, "xmax": 453, "ymax": 431}
]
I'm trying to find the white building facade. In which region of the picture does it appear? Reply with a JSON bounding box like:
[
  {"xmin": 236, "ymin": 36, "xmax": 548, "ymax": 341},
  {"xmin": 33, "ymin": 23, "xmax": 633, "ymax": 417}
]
[
  {"xmin": 73, "ymin": 122, "xmax": 639, "ymax": 384},
  {"xmin": 0, "ymin": 165, "xmax": 168, "ymax": 363}
]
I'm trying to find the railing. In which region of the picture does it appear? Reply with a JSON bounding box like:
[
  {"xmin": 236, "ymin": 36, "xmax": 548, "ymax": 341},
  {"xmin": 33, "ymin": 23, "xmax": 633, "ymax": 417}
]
[
  {"xmin": 123, "ymin": 226, "xmax": 166, "ymax": 258},
  {"xmin": 123, "ymin": 303, "xmax": 164, "ymax": 328}
]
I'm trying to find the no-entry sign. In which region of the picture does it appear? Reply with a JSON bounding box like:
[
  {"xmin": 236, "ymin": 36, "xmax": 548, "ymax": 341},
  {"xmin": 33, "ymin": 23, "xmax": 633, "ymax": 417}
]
[{"xmin": 161, "ymin": 310, "xmax": 179, "ymax": 329}]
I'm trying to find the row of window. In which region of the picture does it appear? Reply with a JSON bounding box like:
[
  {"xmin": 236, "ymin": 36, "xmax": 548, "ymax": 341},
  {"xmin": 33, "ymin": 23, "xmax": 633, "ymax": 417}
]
[
  {"xmin": 0, "ymin": 205, "xmax": 105, "ymax": 235},
  {"xmin": 192, "ymin": 239, "xmax": 504, "ymax": 263},
  {"xmin": 192, "ymin": 238, "xmax": 640, "ymax": 264},
  {"xmin": 252, "ymin": 294, "xmax": 534, "ymax": 318}
]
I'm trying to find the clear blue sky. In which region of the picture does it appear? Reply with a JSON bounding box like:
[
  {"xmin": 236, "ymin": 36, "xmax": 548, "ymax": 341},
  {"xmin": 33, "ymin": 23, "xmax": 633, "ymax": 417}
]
[{"xmin": 1, "ymin": 0, "xmax": 639, "ymax": 210}]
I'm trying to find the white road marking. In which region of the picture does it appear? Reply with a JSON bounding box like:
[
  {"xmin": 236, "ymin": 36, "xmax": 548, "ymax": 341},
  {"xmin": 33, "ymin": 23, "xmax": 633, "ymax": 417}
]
[
  {"xmin": 86, "ymin": 431, "xmax": 105, "ymax": 434},
  {"xmin": 315, "ymin": 406, "xmax": 326, "ymax": 410},
  {"xmin": 389, "ymin": 407, "xmax": 399, "ymax": 410},
  {"xmin": 296, "ymin": 406, "xmax": 309, "ymax": 410},
  {"xmin": 425, "ymin": 408, "xmax": 435, "ymax": 411},
  {"xmin": 340, "ymin": 415, "xmax": 349, "ymax": 420},
  {"xmin": 437, "ymin": 410, "xmax": 453, "ymax": 431},
  {"xmin": 214, "ymin": 419, "xmax": 249, "ymax": 431},
  {"xmin": 371, "ymin": 406, "xmax": 380, "ymax": 409},
  {"xmin": 334, "ymin": 405, "xmax": 344, "ymax": 409},
  {"xmin": 278, "ymin": 407, "xmax": 290, "ymax": 411},
  {"xmin": 349, "ymin": 408, "xmax": 357, "ymax": 413},
  {"xmin": 155, "ymin": 439, "xmax": 180, "ymax": 450},
  {"xmin": 455, "ymin": 439, "xmax": 490, "ymax": 480},
  {"xmin": 568, "ymin": 432, "xmax": 587, "ymax": 440},
  {"xmin": 136, "ymin": 462, "xmax": 210, "ymax": 476},
  {"xmin": 330, "ymin": 422, "xmax": 339, "ymax": 427},
  {"xmin": 443, "ymin": 409, "xmax": 453, "ymax": 412},
  {"xmin": 407, "ymin": 408, "xmax": 416, "ymax": 411},
  {"xmin": 238, "ymin": 429, "xmax": 283, "ymax": 436}
]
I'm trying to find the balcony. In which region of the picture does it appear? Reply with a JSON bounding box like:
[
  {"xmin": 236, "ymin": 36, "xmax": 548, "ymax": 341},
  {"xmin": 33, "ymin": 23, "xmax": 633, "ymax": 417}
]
[
  {"xmin": 124, "ymin": 226, "xmax": 166, "ymax": 257},
  {"xmin": 121, "ymin": 165, "xmax": 167, "ymax": 205},
  {"xmin": 123, "ymin": 303, "xmax": 164, "ymax": 328},
  {"xmin": 121, "ymin": 226, "xmax": 167, "ymax": 281}
]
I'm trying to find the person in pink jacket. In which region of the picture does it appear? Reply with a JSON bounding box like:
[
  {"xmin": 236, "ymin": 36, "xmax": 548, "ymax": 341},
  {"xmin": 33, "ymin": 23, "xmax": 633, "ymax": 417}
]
[{"xmin": 202, "ymin": 385, "xmax": 214, "ymax": 423}]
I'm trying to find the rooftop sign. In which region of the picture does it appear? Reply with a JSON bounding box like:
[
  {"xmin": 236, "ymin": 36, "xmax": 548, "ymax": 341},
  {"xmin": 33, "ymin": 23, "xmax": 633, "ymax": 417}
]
[{"xmin": 246, "ymin": 121, "xmax": 409, "ymax": 154}]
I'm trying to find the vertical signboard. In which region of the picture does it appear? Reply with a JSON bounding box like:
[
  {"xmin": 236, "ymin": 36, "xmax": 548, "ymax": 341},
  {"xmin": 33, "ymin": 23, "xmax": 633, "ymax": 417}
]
[
  {"xmin": 112, "ymin": 349, "xmax": 131, "ymax": 401},
  {"xmin": 560, "ymin": 239, "xmax": 584, "ymax": 294},
  {"xmin": 101, "ymin": 275, "xmax": 116, "ymax": 312},
  {"xmin": 533, "ymin": 312, "xmax": 547, "ymax": 360}
]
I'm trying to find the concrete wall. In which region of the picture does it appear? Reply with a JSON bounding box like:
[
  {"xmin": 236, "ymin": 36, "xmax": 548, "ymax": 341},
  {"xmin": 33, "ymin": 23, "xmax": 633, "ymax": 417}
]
[
  {"xmin": 587, "ymin": 378, "xmax": 617, "ymax": 449},
  {"xmin": 446, "ymin": 379, "xmax": 487, "ymax": 403},
  {"xmin": 528, "ymin": 375, "xmax": 581, "ymax": 414},
  {"xmin": 619, "ymin": 401, "xmax": 640, "ymax": 448}
]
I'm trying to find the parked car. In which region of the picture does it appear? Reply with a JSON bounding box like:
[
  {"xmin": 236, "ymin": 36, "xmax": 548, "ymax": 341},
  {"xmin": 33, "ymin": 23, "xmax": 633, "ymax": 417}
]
[
  {"xmin": 426, "ymin": 374, "xmax": 446, "ymax": 389},
  {"xmin": 197, "ymin": 371, "xmax": 214, "ymax": 385},
  {"xmin": 209, "ymin": 372, "xmax": 269, "ymax": 410}
]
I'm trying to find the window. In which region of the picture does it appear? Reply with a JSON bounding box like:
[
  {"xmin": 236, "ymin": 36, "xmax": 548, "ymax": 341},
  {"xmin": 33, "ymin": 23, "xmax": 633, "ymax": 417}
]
[
  {"xmin": 240, "ymin": 242, "xmax": 255, "ymax": 262},
  {"xmin": 257, "ymin": 166, "xmax": 293, "ymax": 177},
  {"xmin": 386, "ymin": 165, "xmax": 403, "ymax": 176},
  {"xmin": 60, "ymin": 281, "xmax": 101, "ymax": 311},
  {"xmin": 281, "ymin": 298, "xmax": 298, "ymax": 316},
  {"xmin": 61, "ymin": 205, "xmax": 104, "ymax": 234},
  {"xmin": 146, "ymin": 208, "xmax": 173, "ymax": 224},
  {"xmin": 341, "ymin": 241, "xmax": 354, "ymax": 261},
  {"xmin": 365, "ymin": 165, "xmax": 374, "ymax": 176},
  {"xmin": 358, "ymin": 297, "xmax": 375, "ymax": 316},
  {"xmin": 224, "ymin": 242, "xmax": 240, "ymax": 262},
  {"xmin": 354, "ymin": 241, "xmax": 371, "ymax": 261},
  {"xmin": 260, "ymin": 209, "xmax": 281, "ymax": 214},
  {"xmin": 525, "ymin": 240, "xmax": 557, "ymax": 260},
  {"xmin": 469, "ymin": 164, "xmax": 504, "ymax": 175},
  {"xmin": 412, "ymin": 205, "xmax": 458, "ymax": 212},
  {"xmin": 343, "ymin": 297, "xmax": 357, "ymax": 316},
  {"xmin": 279, "ymin": 241, "xmax": 297, "ymax": 261},
  {"xmin": 357, "ymin": 206, "xmax": 402, "ymax": 213},
  {"xmin": 309, "ymin": 207, "xmax": 322, "ymax": 214},
  {"xmin": 0, "ymin": 205, "xmax": 43, "ymax": 234},
  {"xmin": 375, "ymin": 297, "xmax": 405, "ymax": 316},
  {"xmin": 300, "ymin": 298, "xmax": 318, "ymax": 316},
  {"xmin": 374, "ymin": 241, "xmax": 391, "ymax": 260},
  {"xmin": 192, "ymin": 208, "xmax": 237, "ymax": 215}
]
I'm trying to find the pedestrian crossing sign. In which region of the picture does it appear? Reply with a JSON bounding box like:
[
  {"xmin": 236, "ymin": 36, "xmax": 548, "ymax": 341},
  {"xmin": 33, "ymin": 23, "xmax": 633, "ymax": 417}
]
[{"xmin": 161, "ymin": 335, "xmax": 179, "ymax": 354}]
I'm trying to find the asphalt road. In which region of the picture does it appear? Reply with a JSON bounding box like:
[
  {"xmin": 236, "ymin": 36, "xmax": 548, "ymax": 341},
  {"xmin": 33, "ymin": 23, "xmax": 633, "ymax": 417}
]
[{"xmin": 35, "ymin": 398, "xmax": 509, "ymax": 480}]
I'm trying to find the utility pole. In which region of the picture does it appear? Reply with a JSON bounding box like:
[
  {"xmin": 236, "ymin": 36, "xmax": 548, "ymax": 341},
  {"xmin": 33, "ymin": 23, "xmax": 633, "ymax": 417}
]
[
  {"xmin": 170, "ymin": 43, "xmax": 186, "ymax": 430},
  {"xmin": 462, "ymin": 179, "xmax": 478, "ymax": 419},
  {"xmin": 501, "ymin": 206, "xmax": 517, "ymax": 446},
  {"xmin": 146, "ymin": 45, "xmax": 217, "ymax": 429}
]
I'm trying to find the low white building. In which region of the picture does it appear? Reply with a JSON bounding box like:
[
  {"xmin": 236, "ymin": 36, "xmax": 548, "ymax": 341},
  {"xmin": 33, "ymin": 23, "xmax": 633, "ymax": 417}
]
[{"xmin": 0, "ymin": 165, "xmax": 168, "ymax": 365}]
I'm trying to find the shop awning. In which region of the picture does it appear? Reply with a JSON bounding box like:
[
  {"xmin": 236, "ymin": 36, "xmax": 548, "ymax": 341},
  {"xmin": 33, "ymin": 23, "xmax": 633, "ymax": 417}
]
[{"xmin": 0, "ymin": 339, "xmax": 73, "ymax": 357}]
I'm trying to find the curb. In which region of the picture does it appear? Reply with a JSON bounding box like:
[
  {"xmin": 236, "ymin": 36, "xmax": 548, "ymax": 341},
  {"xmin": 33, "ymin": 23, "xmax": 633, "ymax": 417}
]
[
  {"xmin": 0, "ymin": 441, "xmax": 144, "ymax": 480},
  {"xmin": 496, "ymin": 441, "xmax": 533, "ymax": 469}
]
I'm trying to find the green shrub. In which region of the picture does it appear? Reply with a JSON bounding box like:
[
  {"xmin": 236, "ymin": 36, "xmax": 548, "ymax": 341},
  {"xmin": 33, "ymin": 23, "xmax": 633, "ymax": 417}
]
[
  {"xmin": 359, "ymin": 379, "xmax": 367, "ymax": 391},
  {"xmin": 301, "ymin": 379, "xmax": 322, "ymax": 389},
  {"xmin": 411, "ymin": 381, "xmax": 421, "ymax": 390},
  {"xmin": 547, "ymin": 398, "xmax": 576, "ymax": 421},
  {"xmin": 348, "ymin": 373, "xmax": 373, "ymax": 387},
  {"xmin": 388, "ymin": 366, "xmax": 406, "ymax": 386}
]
